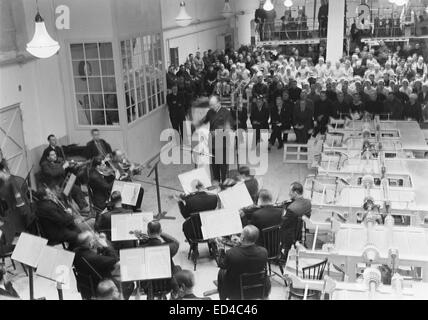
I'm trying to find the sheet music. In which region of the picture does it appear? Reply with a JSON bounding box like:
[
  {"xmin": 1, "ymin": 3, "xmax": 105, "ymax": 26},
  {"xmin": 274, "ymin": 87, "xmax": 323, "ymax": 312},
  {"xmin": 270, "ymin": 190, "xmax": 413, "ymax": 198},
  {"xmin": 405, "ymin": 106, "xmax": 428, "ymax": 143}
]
[
  {"xmin": 62, "ymin": 173, "xmax": 76, "ymax": 197},
  {"xmin": 200, "ymin": 209, "xmax": 243, "ymax": 240},
  {"xmin": 119, "ymin": 245, "xmax": 171, "ymax": 282},
  {"xmin": 36, "ymin": 246, "xmax": 75, "ymax": 284},
  {"xmin": 111, "ymin": 180, "xmax": 141, "ymax": 206},
  {"xmin": 111, "ymin": 212, "xmax": 153, "ymax": 241},
  {"xmin": 178, "ymin": 167, "xmax": 211, "ymax": 194},
  {"xmin": 218, "ymin": 182, "xmax": 253, "ymax": 210},
  {"xmin": 11, "ymin": 233, "xmax": 48, "ymax": 268}
]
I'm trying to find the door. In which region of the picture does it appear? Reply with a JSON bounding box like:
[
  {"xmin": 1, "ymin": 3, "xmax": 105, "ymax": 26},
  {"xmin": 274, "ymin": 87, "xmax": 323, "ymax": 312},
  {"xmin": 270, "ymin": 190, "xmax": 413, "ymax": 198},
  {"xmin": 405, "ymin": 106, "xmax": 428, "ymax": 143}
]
[
  {"xmin": 169, "ymin": 47, "xmax": 179, "ymax": 67},
  {"xmin": 0, "ymin": 104, "xmax": 29, "ymax": 178}
]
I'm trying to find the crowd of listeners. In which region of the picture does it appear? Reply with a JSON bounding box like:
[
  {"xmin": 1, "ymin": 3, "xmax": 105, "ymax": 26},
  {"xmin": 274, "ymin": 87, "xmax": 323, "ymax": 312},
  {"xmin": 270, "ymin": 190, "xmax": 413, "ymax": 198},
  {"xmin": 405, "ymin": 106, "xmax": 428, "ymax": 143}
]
[{"xmin": 167, "ymin": 41, "xmax": 428, "ymax": 147}]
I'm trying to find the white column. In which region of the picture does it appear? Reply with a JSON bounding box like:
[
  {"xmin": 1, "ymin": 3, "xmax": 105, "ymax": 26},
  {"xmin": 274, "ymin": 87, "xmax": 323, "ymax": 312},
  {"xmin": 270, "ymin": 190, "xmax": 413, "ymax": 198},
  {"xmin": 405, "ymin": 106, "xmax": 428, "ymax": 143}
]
[{"xmin": 326, "ymin": 0, "xmax": 345, "ymax": 64}]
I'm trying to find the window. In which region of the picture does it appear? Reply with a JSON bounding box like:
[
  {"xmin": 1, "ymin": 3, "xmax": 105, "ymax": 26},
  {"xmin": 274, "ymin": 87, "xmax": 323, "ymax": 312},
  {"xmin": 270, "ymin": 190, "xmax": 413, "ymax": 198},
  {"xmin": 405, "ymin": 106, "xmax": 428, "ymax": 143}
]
[
  {"xmin": 70, "ymin": 42, "xmax": 119, "ymax": 126},
  {"xmin": 121, "ymin": 33, "xmax": 165, "ymax": 123}
]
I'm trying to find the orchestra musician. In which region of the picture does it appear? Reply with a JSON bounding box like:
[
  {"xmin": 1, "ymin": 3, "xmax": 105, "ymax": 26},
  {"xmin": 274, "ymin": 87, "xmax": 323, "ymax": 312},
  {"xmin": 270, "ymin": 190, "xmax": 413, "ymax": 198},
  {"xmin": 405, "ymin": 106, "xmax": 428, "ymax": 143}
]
[
  {"xmin": 238, "ymin": 166, "xmax": 259, "ymax": 204},
  {"xmin": 85, "ymin": 128, "xmax": 113, "ymax": 160},
  {"xmin": 109, "ymin": 150, "xmax": 145, "ymax": 212},
  {"xmin": 35, "ymin": 186, "xmax": 85, "ymax": 248},
  {"xmin": 39, "ymin": 134, "xmax": 65, "ymax": 166},
  {"xmin": 40, "ymin": 150, "xmax": 89, "ymax": 213},
  {"xmin": 0, "ymin": 162, "xmax": 35, "ymax": 241},
  {"xmin": 281, "ymin": 182, "xmax": 311, "ymax": 262},
  {"xmin": 94, "ymin": 191, "xmax": 132, "ymax": 242},
  {"xmin": 248, "ymin": 189, "xmax": 283, "ymax": 246},
  {"xmin": 88, "ymin": 156, "xmax": 115, "ymax": 213},
  {"xmin": 176, "ymin": 180, "xmax": 218, "ymax": 219},
  {"xmin": 216, "ymin": 225, "xmax": 270, "ymax": 300}
]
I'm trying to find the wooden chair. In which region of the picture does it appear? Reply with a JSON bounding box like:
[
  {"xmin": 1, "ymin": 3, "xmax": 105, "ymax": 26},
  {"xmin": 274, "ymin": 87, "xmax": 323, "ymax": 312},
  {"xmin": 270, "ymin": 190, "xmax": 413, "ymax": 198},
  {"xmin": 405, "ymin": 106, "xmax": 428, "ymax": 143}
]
[
  {"xmin": 239, "ymin": 271, "xmax": 268, "ymax": 300},
  {"xmin": 288, "ymin": 259, "xmax": 328, "ymax": 300},
  {"xmin": 261, "ymin": 226, "xmax": 284, "ymax": 277},
  {"xmin": 143, "ymin": 278, "xmax": 173, "ymax": 300},
  {"xmin": 182, "ymin": 214, "xmax": 215, "ymax": 271}
]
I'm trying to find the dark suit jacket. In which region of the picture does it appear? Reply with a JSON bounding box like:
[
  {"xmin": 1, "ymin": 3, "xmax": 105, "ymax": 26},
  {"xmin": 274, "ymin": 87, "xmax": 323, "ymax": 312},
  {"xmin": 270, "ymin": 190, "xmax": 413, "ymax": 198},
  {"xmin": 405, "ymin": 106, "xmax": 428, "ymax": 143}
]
[
  {"xmin": 0, "ymin": 283, "xmax": 19, "ymax": 299},
  {"xmin": 40, "ymin": 160, "xmax": 66, "ymax": 186},
  {"xmin": 88, "ymin": 170, "xmax": 113, "ymax": 211},
  {"xmin": 40, "ymin": 146, "xmax": 65, "ymax": 166},
  {"xmin": 94, "ymin": 207, "xmax": 132, "ymax": 240},
  {"xmin": 218, "ymin": 244, "xmax": 268, "ymax": 300},
  {"xmin": 250, "ymin": 103, "xmax": 270, "ymax": 128},
  {"xmin": 36, "ymin": 199, "xmax": 79, "ymax": 244},
  {"xmin": 250, "ymin": 205, "xmax": 283, "ymax": 245},
  {"xmin": 179, "ymin": 191, "xmax": 218, "ymax": 219},
  {"xmin": 281, "ymin": 198, "xmax": 311, "ymax": 249},
  {"xmin": 140, "ymin": 234, "xmax": 180, "ymax": 273},
  {"xmin": 85, "ymin": 139, "xmax": 112, "ymax": 159},
  {"xmin": 244, "ymin": 178, "xmax": 259, "ymax": 204}
]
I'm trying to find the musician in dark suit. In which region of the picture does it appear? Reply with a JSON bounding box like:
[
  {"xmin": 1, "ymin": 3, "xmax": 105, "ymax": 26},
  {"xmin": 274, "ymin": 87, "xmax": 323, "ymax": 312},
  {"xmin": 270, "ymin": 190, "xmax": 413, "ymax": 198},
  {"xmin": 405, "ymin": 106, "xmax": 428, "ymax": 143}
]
[
  {"xmin": 40, "ymin": 150, "xmax": 89, "ymax": 212},
  {"xmin": 293, "ymin": 99, "xmax": 313, "ymax": 144},
  {"xmin": 0, "ymin": 162, "xmax": 35, "ymax": 239},
  {"xmin": 172, "ymin": 270, "xmax": 211, "ymax": 300},
  {"xmin": 281, "ymin": 182, "xmax": 311, "ymax": 262},
  {"xmin": 177, "ymin": 180, "xmax": 218, "ymax": 219},
  {"xmin": 167, "ymin": 85, "xmax": 186, "ymax": 140},
  {"xmin": 88, "ymin": 156, "xmax": 114, "ymax": 212},
  {"xmin": 85, "ymin": 128, "xmax": 113, "ymax": 159},
  {"xmin": 250, "ymin": 190, "xmax": 283, "ymax": 246},
  {"xmin": 141, "ymin": 221, "xmax": 180, "ymax": 273},
  {"xmin": 269, "ymin": 95, "xmax": 292, "ymax": 150},
  {"xmin": 217, "ymin": 225, "xmax": 270, "ymax": 300},
  {"xmin": 35, "ymin": 187, "xmax": 81, "ymax": 247},
  {"xmin": 94, "ymin": 191, "xmax": 132, "ymax": 241},
  {"xmin": 40, "ymin": 134, "xmax": 65, "ymax": 166},
  {"xmin": 73, "ymin": 231, "xmax": 120, "ymax": 300},
  {"xmin": 0, "ymin": 264, "xmax": 19, "ymax": 299},
  {"xmin": 239, "ymin": 166, "xmax": 259, "ymax": 204}
]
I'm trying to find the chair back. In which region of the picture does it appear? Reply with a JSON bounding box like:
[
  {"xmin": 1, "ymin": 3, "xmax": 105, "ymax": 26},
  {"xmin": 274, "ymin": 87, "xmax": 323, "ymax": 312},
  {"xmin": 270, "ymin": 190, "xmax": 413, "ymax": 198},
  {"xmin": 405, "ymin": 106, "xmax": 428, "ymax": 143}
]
[
  {"xmin": 302, "ymin": 259, "xmax": 328, "ymax": 280},
  {"xmin": 72, "ymin": 266, "xmax": 97, "ymax": 300},
  {"xmin": 239, "ymin": 271, "xmax": 267, "ymax": 300},
  {"xmin": 183, "ymin": 214, "xmax": 204, "ymax": 242},
  {"xmin": 261, "ymin": 225, "xmax": 282, "ymax": 260},
  {"xmin": 144, "ymin": 278, "xmax": 172, "ymax": 300}
]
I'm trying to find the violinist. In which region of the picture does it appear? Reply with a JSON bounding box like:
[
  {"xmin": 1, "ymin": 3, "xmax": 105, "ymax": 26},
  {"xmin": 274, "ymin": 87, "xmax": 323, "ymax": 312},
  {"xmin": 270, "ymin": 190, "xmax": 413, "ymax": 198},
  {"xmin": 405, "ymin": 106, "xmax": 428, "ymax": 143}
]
[
  {"xmin": 85, "ymin": 128, "xmax": 113, "ymax": 160},
  {"xmin": 39, "ymin": 134, "xmax": 65, "ymax": 166},
  {"xmin": 40, "ymin": 150, "xmax": 89, "ymax": 213},
  {"xmin": 88, "ymin": 156, "xmax": 115, "ymax": 213},
  {"xmin": 176, "ymin": 180, "xmax": 218, "ymax": 219},
  {"xmin": 249, "ymin": 189, "xmax": 283, "ymax": 246}
]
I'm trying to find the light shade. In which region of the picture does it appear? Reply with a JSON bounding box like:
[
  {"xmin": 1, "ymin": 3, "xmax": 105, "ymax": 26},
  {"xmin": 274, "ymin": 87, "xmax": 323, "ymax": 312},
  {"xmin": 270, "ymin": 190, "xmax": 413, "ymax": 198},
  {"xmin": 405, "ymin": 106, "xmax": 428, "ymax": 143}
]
[
  {"xmin": 222, "ymin": 0, "xmax": 234, "ymax": 18},
  {"xmin": 284, "ymin": 0, "xmax": 293, "ymax": 7},
  {"xmin": 26, "ymin": 13, "xmax": 60, "ymax": 59},
  {"xmin": 393, "ymin": 0, "xmax": 408, "ymax": 5},
  {"xmin": 263, "ymin": 0, "xmax": 274, "ymax": 11},
  {"xmin": 175, "ymin": 2, "xmax": 192, "ymax": 27}
]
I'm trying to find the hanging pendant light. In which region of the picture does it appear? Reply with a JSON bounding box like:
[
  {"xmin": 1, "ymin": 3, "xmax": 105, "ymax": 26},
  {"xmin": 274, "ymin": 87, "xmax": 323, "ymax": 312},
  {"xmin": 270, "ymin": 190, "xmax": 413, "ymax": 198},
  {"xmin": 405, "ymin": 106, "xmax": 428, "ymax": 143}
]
[
  {"xmin": 26, "ymin": 10, "xmax": 60, "ymax": 58},
  {"xmin": 175, "ymin": 1, "xmax": 192, "ymax": 27},
  {"xmin": 222, "ymin": 0, "xmax": 234, "ymax": 18},
  {"xmin": 263, "ymin": 0, "xmax": 274, "ymax": 11},
  {"xmin": 284, "ymin": 0, "xmax": 293, "ymax": 7},
  {"xmin": 394, "ymin": 0, "xmax": 408, "ymax": 6}
]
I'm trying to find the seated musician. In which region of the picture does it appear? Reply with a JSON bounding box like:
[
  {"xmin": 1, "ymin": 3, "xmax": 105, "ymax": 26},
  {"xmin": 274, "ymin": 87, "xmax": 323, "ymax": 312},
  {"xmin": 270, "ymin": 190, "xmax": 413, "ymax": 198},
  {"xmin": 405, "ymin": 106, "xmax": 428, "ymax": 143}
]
[
  {"xmin": 0, "ymin": 162, "xmax": 35, "ymax": 236},
  {"xmin": 141, "ymin": 221, "xmax": 181, "ymax": 274},
  {"xmin": 172, "ymin": 270, "xmax": 211, "ymax": 300},
  {"xmin": 110, "ymin": 150, "xmax": 145, "ymax": 212},
  {"xmin": 94, "ymin": 191, "xmax": 131, "ymax": 241},
  {"xmin": 39, "ymin": 134, "xmax": 65, "ymax": 166},
  {"xmin": 249, "ymin": 189, "xmax": 283, "ymax": 246},
  {"xmin": 217, "ymin": 225, "xmax": 270, "ymax": 300},
  {"xmin": 238, "ymin": 166, "xmax": 259, "ymax": 204},
  {"xmin": 88, "ymin": 156, "xmax": 115, "ymax": 213},
  {"xmin": 96, "ymin": 279, "xmax": 121, "ymax": 300},
  {"xmin": 85, "ymin": 128, "xmax": 113, "ymax": 160},
  {"xmin": 73, "ymin": 231, "xmax": 134, "ymax": 300},
  {"xmin": 35, "ymin": 187, "xmax": 84, "ymax": 247},
  {"xmin": 177, "ymin": 180, "xmax": 218, "ymax": 219},
  {"xmin": 0, "ymin": 264, "xmax": 19, "ymax": 299},
  {"xmin": 281, "ymin": 182, "xmax": 311, "ymax": 262},
  {"xmin": 40, "ymin": 150, "xmax": 89, "ymax": 213}
]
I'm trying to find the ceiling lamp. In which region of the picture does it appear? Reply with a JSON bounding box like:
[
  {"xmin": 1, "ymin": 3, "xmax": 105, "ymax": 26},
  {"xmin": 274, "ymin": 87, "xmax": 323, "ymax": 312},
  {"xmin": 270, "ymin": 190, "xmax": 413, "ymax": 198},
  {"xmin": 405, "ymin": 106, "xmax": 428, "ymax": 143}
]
[
  {"xmin": 284, "ymin": 0, "xmax": 293, "ymax": 7},
  {"xmin": 394, "ymin": 0, "xmax": 408, "ymax": 6},
  {"xmin": 26, "ymin": 10, "xmax": 60, "ymax": 58},
  {"xmin": 175, "ymin": 2, "xmax": 192, "ymax": 27},
  {"xmin": 263, "ymin": 0, "xmax": 274, "ymax": 11},
  {"xmin": 222, "ymin": 0, "xmax": 234, "ymax": 18}
]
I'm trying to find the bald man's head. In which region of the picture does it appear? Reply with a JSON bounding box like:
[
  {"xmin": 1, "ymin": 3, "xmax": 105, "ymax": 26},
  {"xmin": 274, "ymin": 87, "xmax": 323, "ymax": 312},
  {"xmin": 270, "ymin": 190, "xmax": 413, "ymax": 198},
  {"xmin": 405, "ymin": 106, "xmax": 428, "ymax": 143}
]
[
  {"xmin": 209, "ymin": 95, "xmax": 220, "ymax": 110},
  {"xmin": 240, "ymin": 225, "xmax": 259, "ymax": 245},
  {"xmin": 97, "ymin": 279, "xmax": 120, "ymax": 300}
]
